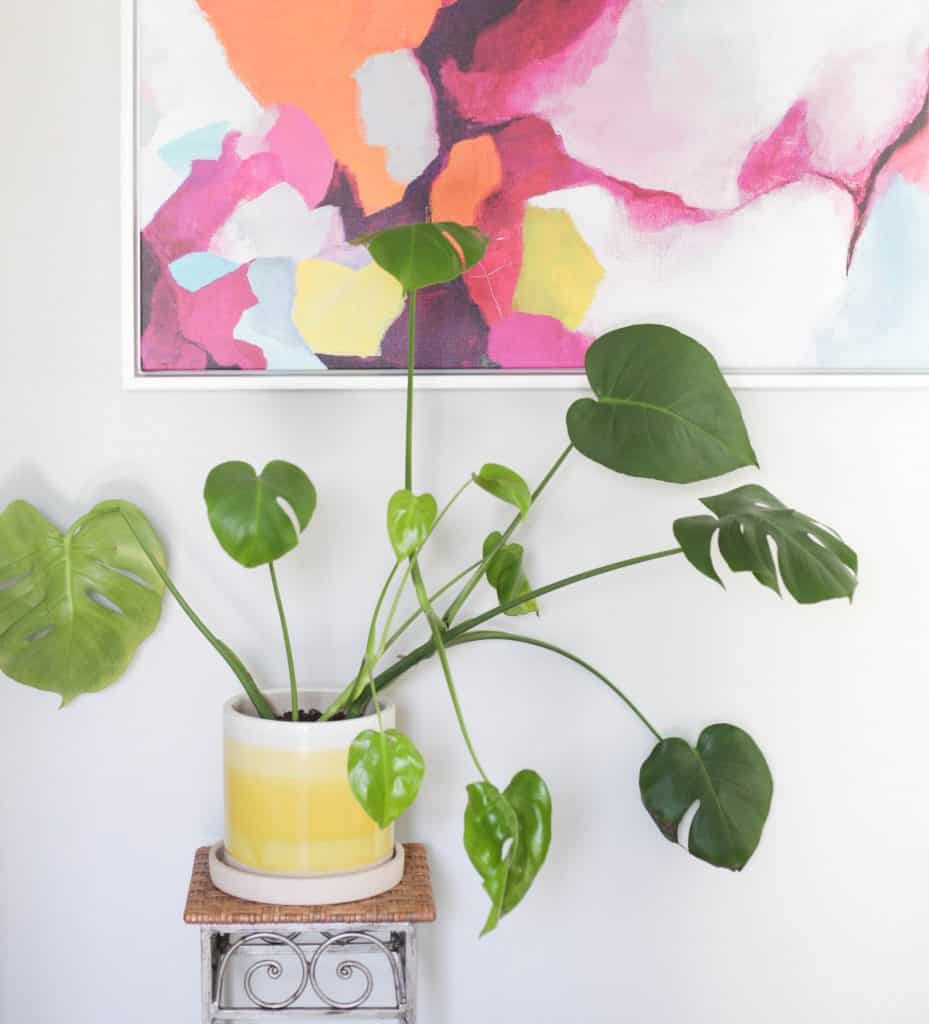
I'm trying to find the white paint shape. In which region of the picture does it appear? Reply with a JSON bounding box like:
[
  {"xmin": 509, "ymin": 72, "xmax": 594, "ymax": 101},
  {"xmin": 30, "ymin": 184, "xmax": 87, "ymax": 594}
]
[
  {"xmin": 354, "ymin": 50, "xmax": 439, "ymax": 186},
  {"xmin": 211, "ymin": 187, "xmax": 345, "ymax": 263}
]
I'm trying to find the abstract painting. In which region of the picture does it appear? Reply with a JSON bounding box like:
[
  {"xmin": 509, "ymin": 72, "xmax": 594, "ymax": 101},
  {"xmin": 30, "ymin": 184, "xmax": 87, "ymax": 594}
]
[{"xmin": 135, "ymin": 0, "xmax": 929, "ymax": 378}]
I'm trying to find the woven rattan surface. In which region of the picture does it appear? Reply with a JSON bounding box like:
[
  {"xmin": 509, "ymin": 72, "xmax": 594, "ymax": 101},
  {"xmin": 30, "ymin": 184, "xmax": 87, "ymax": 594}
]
[{"xmin": 184, "ymin": 844, "xmax": 436, "ymax": 925}]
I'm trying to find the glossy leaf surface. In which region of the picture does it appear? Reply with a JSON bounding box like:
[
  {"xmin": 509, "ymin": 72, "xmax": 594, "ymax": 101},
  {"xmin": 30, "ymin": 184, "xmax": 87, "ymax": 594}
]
[
  {"xmin": 674, "ymin": 484, "xmax": 858, "ymax": 604},
  {"xmin": 348, "ymin": 728, "xmax": 425, "ymax": 829},
  {"xmin": 204, "ymin": 461, "xmax": 316, "ymax": 569},
  {"xmin": 356, "ymin": 222, "xmax": 488, "ymax": 293},
  {"xmin": 464, "ymin": 769, "xmax": 552, "ymax": 935},
  {"xmin": 473, "ymin": 463, "xmax": 532, "ymax": 519},
  {"xmin": 387, "ymin": 490, "xmax": 437, "ymax": 559},
  {"xmin": 483, "ymin": 532, "xmax": 538, "ymax": 617},
  {"xmin": 567, "ymin": 325, "xmax": 757, "ymax": 483},
  {"xmin": 0, "ymin": 500, "xmax": 165, "ymax": 704},
  {"xmin": 640, "ymin": 724, "xmax": 772, "ymax": 870}
]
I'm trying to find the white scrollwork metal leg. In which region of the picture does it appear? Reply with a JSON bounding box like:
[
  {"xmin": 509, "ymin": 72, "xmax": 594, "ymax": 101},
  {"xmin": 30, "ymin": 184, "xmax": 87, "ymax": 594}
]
[
  {"xmin": 307, "ymin": 931, "xmax": 402, "ymax": 1010},
  {"xmin": 215, "ymin": 931, "xmax": 310, "ymax": 1010}
]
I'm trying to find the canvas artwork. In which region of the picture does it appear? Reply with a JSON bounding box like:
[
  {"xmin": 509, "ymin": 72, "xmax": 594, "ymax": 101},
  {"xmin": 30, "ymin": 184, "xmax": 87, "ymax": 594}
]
[{"xmin": 136, "ymin": 0, "xmax": 929, "ymax": 378}]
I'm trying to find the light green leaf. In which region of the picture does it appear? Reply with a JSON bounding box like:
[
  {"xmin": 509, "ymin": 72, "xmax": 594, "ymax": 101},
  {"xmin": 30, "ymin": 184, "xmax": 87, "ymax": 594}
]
[
  {"xmin": 387, "ymin": 490, "xmax": 437, "ymax": 559},
  {"xmin": 463, "ymin": 770, "xmax": 552, "ymax": 936},
  {"xmin": 355, "ymin": 222, "xmax": 488, "ymax": 293},
  {"xmin": 348, "ymin": 728, "xmax": 426, "ymax": 828},
  {"xmin": 640, "ymin": 724, "xmax": 773, "ymax": 871},
  {"xmin": 673, "ymin": 484, "xmax": 858, "ymax": 603},
  {"xmin": 204, "ymin": 460, "xmax": 317, "ymax": 569},
  {"xmin": 473, "ymin": 463, "xmax": 532, "ymax": 519},
  {"xmin": 483, "ymin": 532, "xmax": 538, "ymax": 616},
  {"xmin": 567, "ymin": 324, "xmax": 758, "ymax": 483},
  {"xmin": 0, "ymin": 500, "xmax": 165, "ymax": 704}
]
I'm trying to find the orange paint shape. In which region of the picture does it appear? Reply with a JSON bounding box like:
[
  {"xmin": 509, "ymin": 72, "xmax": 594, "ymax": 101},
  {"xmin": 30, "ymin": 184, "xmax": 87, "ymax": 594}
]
[
  {"xmin": 196, "ymin": 0, "xmax": 442, "ymax": 212},
  {"xmin": 431, "ymin": 135, "xmax": 504, "ymax": 224}
]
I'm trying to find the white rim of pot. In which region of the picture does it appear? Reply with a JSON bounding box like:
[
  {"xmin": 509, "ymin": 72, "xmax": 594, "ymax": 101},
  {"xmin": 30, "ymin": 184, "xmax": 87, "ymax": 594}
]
[{"xmin": 224, "ymin": 688, "xmax": 395, "ymax": 751}]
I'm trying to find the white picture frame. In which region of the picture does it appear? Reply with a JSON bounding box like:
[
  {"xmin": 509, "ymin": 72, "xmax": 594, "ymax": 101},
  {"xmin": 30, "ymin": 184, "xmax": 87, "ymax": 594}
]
[{"xmin": 122, "ymin": 0, "xmax": 929, "ymax": 392}]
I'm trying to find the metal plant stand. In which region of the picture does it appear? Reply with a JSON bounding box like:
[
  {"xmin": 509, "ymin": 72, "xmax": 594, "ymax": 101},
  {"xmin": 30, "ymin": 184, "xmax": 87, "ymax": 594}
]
[{"xmin": 184, "ymin": 844, "xmax": 436, "ymax": 1022}]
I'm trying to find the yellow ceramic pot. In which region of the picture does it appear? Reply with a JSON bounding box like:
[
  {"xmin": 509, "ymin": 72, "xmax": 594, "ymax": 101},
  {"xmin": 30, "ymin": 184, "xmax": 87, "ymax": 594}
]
[{"xmin": 223, "ymin": 689, "xmax": 394, "ymax": 877}]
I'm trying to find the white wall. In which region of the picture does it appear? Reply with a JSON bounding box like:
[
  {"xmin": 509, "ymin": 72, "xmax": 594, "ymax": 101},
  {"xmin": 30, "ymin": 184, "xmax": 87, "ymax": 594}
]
[{"xmin": 2, "ymin": 2, "xmax": 928, "ymax": 1021}]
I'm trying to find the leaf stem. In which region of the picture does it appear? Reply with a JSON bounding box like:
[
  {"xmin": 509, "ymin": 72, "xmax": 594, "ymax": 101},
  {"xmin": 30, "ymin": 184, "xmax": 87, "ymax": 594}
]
[
  {"xmin": 453, "ymin": 630, "xmax": 664, "ymax": 742},
  {"xmin": 443, "ymin": 444, "xmax": 574, "ymax": 625},
  {"xmin": 405, "ymin": 289, "xmax": 418, "ymax": 492},
  {"xmin": 117, "ymin": 512, "xmax": 274, "ymax": 719},
  {"xmin": 269, "ymin": 562, "xmax": 298, "ymax": 721}
]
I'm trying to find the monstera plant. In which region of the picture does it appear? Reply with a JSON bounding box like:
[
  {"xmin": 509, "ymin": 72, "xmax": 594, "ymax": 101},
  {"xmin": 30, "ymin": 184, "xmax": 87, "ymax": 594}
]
[{"xmin": 0, "ymin": 222, "xmax": 858, "ymax": 936}]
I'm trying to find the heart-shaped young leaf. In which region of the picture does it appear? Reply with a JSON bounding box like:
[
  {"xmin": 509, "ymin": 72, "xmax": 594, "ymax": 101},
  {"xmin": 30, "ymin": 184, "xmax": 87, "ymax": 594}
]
[
  {"xmin": 639, "ymin": 724, "xmax": 773, "ymax": 870},
  {"xmin": 473, "ymin": 463, "xmax": 532, "ymax": 519},
  {"xmin": 387, "ymin": 489, "xmax": 438, "ymax": 559},
  {"xmin": 567, "ymin": 325, "xmax": 758, "ymax": 484},
  {"xmin": 356, "ymin": 222, "xmax": 488, "ymax": 293},
  {"xmin": 0, "ymin": 499, "xmax": 165, "ymax": 704},
  {"xmin": 483, "ymin": 532, "xmax": 538, "ymax": 616},
  {"xmin": 348, "ymin": 728, "xmax": 426, "ymax": 828},
  {"xmin": 204, "ymin": 460, "xmax": 317, "ymax": 569},
  {"xmin": 464, "ymin": 769, "xmax": 552, "ymax": 935},
  {"xmin": 673, "ymin": 484, "xmax": 858, "ymax": 604}
]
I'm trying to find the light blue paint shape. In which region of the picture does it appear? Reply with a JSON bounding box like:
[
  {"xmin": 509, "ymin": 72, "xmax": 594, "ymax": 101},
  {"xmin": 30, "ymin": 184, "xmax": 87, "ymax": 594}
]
[
  {"xmin": 159, "ymin": 122, "xmax": 230, "ymax": 177},
  {"xmin": 169, "ymin": 253, "xmax": 240, "ymax": 292},
  {"xmin": 235, "ymin": 259, "xmax": 326, "ymax": 371},
  {"xmin": 818, "ymin": 176, "xmax": 929, "ymax": 369}
]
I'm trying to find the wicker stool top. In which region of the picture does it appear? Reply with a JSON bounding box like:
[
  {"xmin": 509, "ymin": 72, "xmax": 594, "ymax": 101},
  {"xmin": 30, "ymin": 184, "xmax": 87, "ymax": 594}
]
[{"xmin": 183, "ymin": 844, "xmax": 436, "ymax": 925}]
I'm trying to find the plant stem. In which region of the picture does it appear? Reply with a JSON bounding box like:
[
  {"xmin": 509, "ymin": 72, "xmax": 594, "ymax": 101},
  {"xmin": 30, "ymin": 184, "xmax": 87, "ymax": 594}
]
[
  {"xmin": 411, "ymin": 557, "xmax": 489, "ymax": 782},
  {"xmin": 453, "ymin": 630, "xmax": 664, "ymax": 742},
  {"xmin": 443, "ymin": 443, "xmax": 574, "ymax": 625},
  {"xmin": 405, "ymin": 289, "xmax": 418, "ymax": 491},
  {"xmin": 346, "ymin": 546, "xmax": 683, "ymax": 715},
  {"xmin": 383, "ymin": 560, "xmax": 482, "ymax": 652},
  {"xmin": 269, "ymin": 562, "xmax": 298, "ymax": 721},
  {"xmin": 117, "ymin": 512, "xmax": 275, "ymax": 719}
]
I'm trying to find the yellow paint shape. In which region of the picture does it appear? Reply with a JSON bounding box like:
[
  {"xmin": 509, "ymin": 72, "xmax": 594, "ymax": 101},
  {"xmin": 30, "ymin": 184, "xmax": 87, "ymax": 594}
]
[
  {"xmin": 293, "ymin": 260, "xmax": 405, "ymax": 357},
  {"xmin": 512, "ymin": 206, "xmax": 605, "ymax": 330},
  {"xmin": 431, "ymin": 135, "xmax": 503, "ymax": 224}
]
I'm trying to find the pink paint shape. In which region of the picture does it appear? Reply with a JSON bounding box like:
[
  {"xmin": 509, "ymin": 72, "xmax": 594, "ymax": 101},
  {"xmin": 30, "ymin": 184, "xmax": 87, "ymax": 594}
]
[
  {"xmin": 264, "ymin": 104, "xmax": 335, "ymax": 209},
  {"xmin": 738, "ymin": 101, "xmax": 813, "ymax": 198},
  {"xmin": 488, "ymin": 312, "xmax": 589, "ymax": 369},
  {"xmin": 175, "ymin": 264, "xmax": 266, "ymax": 370}
]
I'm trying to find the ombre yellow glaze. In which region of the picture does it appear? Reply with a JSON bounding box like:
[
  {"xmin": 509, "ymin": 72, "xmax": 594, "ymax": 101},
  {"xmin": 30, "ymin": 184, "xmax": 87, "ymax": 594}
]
[{"xmin": 224, "ymin": 738, "xmax": 393, "ymax": 875}]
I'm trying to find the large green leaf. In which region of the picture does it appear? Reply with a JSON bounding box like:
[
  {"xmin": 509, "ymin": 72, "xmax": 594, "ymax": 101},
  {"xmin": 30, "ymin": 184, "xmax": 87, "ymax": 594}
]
[
  {"xmin": 356, "ymin": 222, "xmax": 488, "ymax": 293},
  {"xmin": 348, "ymin": 728, "xmax": 426, "ymax": 828},
  {"xmin": 0, "ymin": 500, "xmax": 165, "ymax": 704},
  {"xmin": 463, "ymin": 770, "xmax": 552, "ymax": 935},
  {"xmin": 473, "ymin": 463, "xmax": 532, "ymax": 519},
  {"xmin": 639, "ymin": 724, "xmax": 773, "ymax": 871},
  {"xmin": 204, "ymin": 460, "xmax": 316, "ymax": 569},
  {"xmin": 483, "ymin": 532, "xmax": 538, "ymax": 617},
  {"xmin": 387, "ymin": 489, "xmax": 437, "ymax": 559},
  {"xmin": 673, "ymin": 484, "xmax": 858, "ymax": 604},
  {"xmin": 566, "ymin": 325, "xmax": 758, "ymax": 483}
]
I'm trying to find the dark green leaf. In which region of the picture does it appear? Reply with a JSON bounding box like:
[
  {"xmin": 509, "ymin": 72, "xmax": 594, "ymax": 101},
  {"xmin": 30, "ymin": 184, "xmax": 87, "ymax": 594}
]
[
  {"xmin": 355, "ymin": 222, "xmax": 488, "ymax": 293},
  {"xmin": 463, "ymin": 769, "xmax": 552, "ymax": 935},
  {"xmin": 473, "ymin": 463, "xmax": 532, "ymax": 519},
  {"xmin": 348, "ymin": 728, "xmax": 426, "ymax": 828},
  {"xmin": 387, "ymin": 489, "xmax": 437, "ymax": 559},
  {"xmin": 204, "ymin": 460, "xmax": 317, "ymax": 569},
  {"xmin": 567, "ymin": 324, "xmax": 758, "ymax": 483},
  {"xmin": 673, "ymin": 484, "xmax": 858, "ymax": 603},
  {"xmin": 483, "ymin": 532, "xmax": 538, "ymax": 616},
  {"xmin": 0, "ymin": 500, "xmax": 165, "ymax": 704},
  {"xmin": 640, "ymin": 724, "xmax": 773, "ymax": 870}
]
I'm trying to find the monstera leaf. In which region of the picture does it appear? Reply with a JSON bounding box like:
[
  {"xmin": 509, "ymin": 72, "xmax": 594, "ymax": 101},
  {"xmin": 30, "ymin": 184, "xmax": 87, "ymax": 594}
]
[
  {"xmin": 204, "ymin": 460, "xmax": 316, "ymax": 569},
  {"xmin": 348, "ymin": 727, "xmax": 426, "ymax": 828},
  {"xmin": 387, "ymin": 490, "xmax": 437, "ymax": 559},
  {"xmin": 464, "ymin": 770, "xmax": 552, "ymax": 935},
  {"xmin": 473, "ymin": 463, "xmax": 532, "ymax": 519},
  {"xmin": 640, "ymin": 724, "xmax": 773, "ymax": 871},
  {"xmin": 0, "ymin": 500, "xmax": 165, "ymax": 704},
  {"xmin": 356, "ymin": 222, "xmax": 488, "ymax": 293},
  {"xmin": 567, "ymin": 325, "xmax": 757, "ymax": 483},
  {"xmin": 483, "ymin": 532, "xmax": 538, "ymax": 616},
  {"xmin": 673, "ymin": 484, "xmax": 858, "ymax": 604}
]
